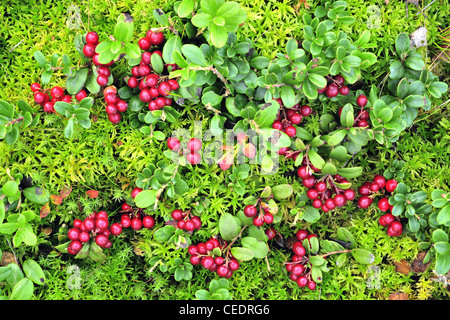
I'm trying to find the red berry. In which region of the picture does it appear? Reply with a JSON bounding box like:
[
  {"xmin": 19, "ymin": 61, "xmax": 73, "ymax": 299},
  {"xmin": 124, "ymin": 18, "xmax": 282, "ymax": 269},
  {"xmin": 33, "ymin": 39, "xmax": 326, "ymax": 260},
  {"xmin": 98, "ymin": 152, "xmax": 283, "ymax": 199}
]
[
  {"xmin": 121, "ymin": 217, "xmax": 132, "ymax": 228},
  {"xmin": 138, "ymin": 37, "xmax": 151, "ymax": 50},
  {"xmin": 228, "ymin": 259, "xmax": 240, "ymax": 271},
  {"xmin": 358, "ymin": 184, "xmax": 371, "ymax": 196},
  {"xmin": 333, "ymin": 194, "xmax": 347, "ymax": 207},
  {"xmin": 149, "ymin": 32, "xmax": 164, "ymax": 45},
  {"xmin": 30, "ymin": 82, "xmax": 41, "ymax": 92},
  {"xmin": 385, "ymin": 180, "xmax": 398, "ymax": 193},
  {"xmin": 312, "ymin": 199, "xmax": 322, "ymax": 208},
  {"xmin": 357, "ymin": 120, "xmax": 369, "ymax": 128},
  {"xmin": 387, "ymin": 221, "xmax": 403, "ymax": 237},
  {"xmin": 85, "ymin": 31, "xmax": 99, "ymax": 45},
  {"xmin": 356, "ymin": 95, "xmax": 368, "ymax": 107},
  {"xmin": 171, "ymin": 209, "xmax": 184, "ymax": 221},
  {"xmin": 96, "ymin": 217, "xmax": 109, "ymax": 231},
  {"xmin": 130, "ymin": 218, "xmax": 143, "ymax": 230},
  {"xmin": 34, "ymin": 92, "xmax": 48, "ymax": 105},
  {"xmin": 95, "ymin": 234, "xmax": 109, "ymax": 247},
  {"xmin": 110, "ymin": 223, "xmax": 123, "ymax": 236},
  {"xmin": 253, "ymin": 216, "xmax": 264, "ymax": 227},
  {"xmin": 244, "ymin": 205, "xmax": 257, "ymax": 217},
  {"xmin": 108, "ymin": 113, "xmax": 121, "ymax": 124},
  {"xmin": 359, "ymin": 110, "xmax": 370, "ymax": 120},
  {"xmin": 143, "ymin": 216, "xmax": 155, "ymax": 229},
  {"xmin": 201, "ymin": 256, "xmax": 214, "ymax": 269},
  {"xmin": 68, "ymin": 228, "xmax": 81, "ymax": 241},
  {"xmin": 83, "ymin": 218, "xmax": 95, "ymax": 231},
  {"xmin": 50, "ymin": 86, "xmax": 64, "ymax": 100},
  {"xmin": 318, "ymin": 85, "xmax": 327, "ymax": 94},
  {"xmin": 335, "ymin": 75, "xmax": 345, "ymax": 86},
  {"xmin": 78, "ymin": 231, "xmax": 90, "ymax": 243},
  {"xmin": 69, "ymin": 240, "xmax": 83, "ymax": 253},
  {"xmin": 308, "ymin": 280, "xmax": 316, "ymax": 290},
  {"xmin": 292, "ymin": 263, "xmax": 305, "ymax": 276},
  {"xmin": 293, "ymin": 244, "xmax": 306, "ymax": 257},
  {"xmin": 377, "ymin": 198, "xmax": 390, "ymax": 212},
  {"xmin": 191, "ymin": 216, "xmax": 202, "ymax": 230},
  {"xmin": 141, "ymin": 51, "xmax": 152, "ymax": 65},
  {"xmin": 324, "ymin": 198, "xmax": 336, "ymax": 210},
  {"xmin": 272, "ymin": 121, "xmax": 283, "ymax": 130},
  {"xmin": 306, "ymin": 188, "xmax": 319, "ymax": 200},
  {"xmin": 116, "ymin": 100, "xmax": 128, "ymax": 112},
  {"xmin": 300, "ymin": 105, "xmax": 312, "ymax": 117},
  {"xmin": 217, "ymin": 265, "xmax": 229, "ymax": 277},
  {"xmin": 43, "ymin": 101, "xmax": 55, "ymax": 113},
  {"xmin": 74, "ymin": 90, "xmax": 87, "ymax": 102},
  {"xmin": 131, "ymin": 187, "xmax": 143, "ymax": 199},
  {"xmin": 145, "ymin": 74, "xmax": 159, "ymax": 87},
  {"xmin": 83, "ymin": 44, "xmax": 96, "ymax": 58},
  {"xmin": 302, "ymin": 176, "xmax": 316, "ymax": 189},
  {"xmin": 186, "ymin": 152, "xmax": 201, "ymax": 165},
  {"xmin": 263, "ymin": 213, "xmax": 274, "ymax": 224},
  {"xmin": 187, "ymin": 138, "xmax": 202, "ymax": 153},
  {"xmin": 158, "ymin": 82, "xmax": 172, "ymax": 96},
  {"xmin": 168, "ymin": 79, "xmax": 179, "ymax": 90},
  {"xmin": 297, "ymin": 275, "xmax": 308, "ymax": 287},
  {"xmin": 97, "ymin": 75, "xmax": 109, "ymax": 86},
  {"xmin": 296, "ymin": 229, "xmax": 309, "ymax": 241},
  {"xmin": 167, "ymin": 137, "xmax": 181, "ymax": 151},
  {"xmin": 265, "ymin": 227, "xmax": 276, "ymax": 240},
  {"xmin": 73, "ymin": 219, "xmax": 83, "ymax": 229},
  {"xmin": 297, "ymin": 166, "xmax": 310, "ymax": 179},
  {"xmin": 343, "ymin": 189, "xmax": 356, "ymax": 201},
  {"xmin": 62, "ymin": 95, "xmax": 72, "ymax": 103},
  {"xmin": 289, "ymin": 113, "xmax": 303, "ymax": 125},
  {"xmin": 358, "ymin": 196, "xmax": 371, "ymax": 209},
  {"xmin": 284, "ymin": 125, "xmax": 297, "ymax": 137},
  {"xmin": 339, "ymin": 86, "xmax": 350, "ymax": 95},
  {"xmin": 326, "ymin": 84, "xmax": 339, "ymax": 98}
]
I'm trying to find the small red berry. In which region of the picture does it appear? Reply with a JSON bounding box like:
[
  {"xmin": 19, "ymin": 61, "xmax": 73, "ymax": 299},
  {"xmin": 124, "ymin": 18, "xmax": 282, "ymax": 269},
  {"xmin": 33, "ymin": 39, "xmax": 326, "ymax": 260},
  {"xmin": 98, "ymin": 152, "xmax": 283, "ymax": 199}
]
[
  {"xmin": 85, "ymin": 31, "xmax": 99, "ymax": 45},
  {"xmin": 356, "ymin": 95, "xmax": 368, "ymax": 107},
  {"xmin": 385, "ymin": 180, "xmax": 398, "ymax": 193},
  {"xmin": 138, "ymin": 37, "xmax": 151, "ymax": 50},
  {"xmin": 244, "ymin": 205, "xmax": 257, "ymax": 218}
]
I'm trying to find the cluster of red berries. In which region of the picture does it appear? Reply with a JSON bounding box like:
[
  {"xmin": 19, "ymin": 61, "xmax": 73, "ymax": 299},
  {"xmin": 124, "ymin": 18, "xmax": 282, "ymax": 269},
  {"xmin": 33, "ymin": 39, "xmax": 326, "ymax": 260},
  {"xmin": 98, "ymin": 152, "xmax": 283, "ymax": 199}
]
[
  {"xmin": 188, "ymin": 238, "xmax": 240, "ymax": 278},
  {"xmin": 271, "ymin": 98, "xmax": 313, "ymax": 138},
  {"xmin": 356, "ymin": 175, "xmax": 398, "ymax": 209},
  {"xmin": 317, "ymin": 75, "xmax": 349, "ymax": 98},
  {"xmin": 67, "ymin": 211, "xmax": 114, "ymax": 254},
  {"xmin": 31, "ymin": 83, "xmax": 73, "ymax": 113},
  {"xmin": 171, "ymin": 209, "xmax": 202, "ymax": 232},
  {"xmin": 119, "ymin": 202, "xmax": 156, "ymax": 230},
  {"xmin": 338, "ymin": 94, "xmax": 370, "ymax": 128},
  {"xmin": 243, "ymin": 204, "xmax": 274, "ymax": 227},
  {"xmin": 297, "ymin": 160, "xmax": 356, "ymax": 212},
  {"xmin": 103, "ymin": 85, "xmax": 128, "ymax": 124},
  {"xmin": 285, "ymin": 230, "xmax": 318, "ymax": 290},
  {"xmin": 167, "ymin": 137, "xmax": 203, "ymax": 165},
  {"xmin": 82, "ymin": 31, "xmax": 114, "ymax": 87},
  {"xmin": 356, "ymin": 175, "xmax": 401, "ymax": 236},
  {"xmin": 127, "ymin": 30, "xmax": 180, "ymax": 111}
]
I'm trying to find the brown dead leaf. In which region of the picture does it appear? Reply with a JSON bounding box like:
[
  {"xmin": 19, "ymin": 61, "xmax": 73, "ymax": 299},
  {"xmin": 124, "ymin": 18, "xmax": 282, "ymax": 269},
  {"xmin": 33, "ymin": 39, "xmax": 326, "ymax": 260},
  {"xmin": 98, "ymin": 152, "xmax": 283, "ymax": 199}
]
[
  {"xmin": 389, "ymin": 292, "xmax": 409, "ymax": 300},
  {"xmin": 394, "ymin": 259, "xmax": 411, "ymax": 275},
  {"xmin": 40, "ymin": 203, "xmax": 51, "ymax": 218},
  {"xmin": 0, "ymin": 252, "xmax": 17, "ymax": 266},
  {"xmin": 41, "ymin": 227, "xmax": 52, "ymax": 236},
  {"xmin": 411, "ymin": 251, "xmax": 431, "ymax": 273},
  {"xmin": 284, "ymin": 236, "xmax": 298, "ymax": 250},
  {"xmin": 86, "ymin": 190, "xmax": 99, "ymax": 198},
  {"xmin": 50, "ymin": 195, "xmax": 63, "ymax": 205},
  {"xmin": 59, "ymin": 185, "xmax": 72, "ymax": 199}
]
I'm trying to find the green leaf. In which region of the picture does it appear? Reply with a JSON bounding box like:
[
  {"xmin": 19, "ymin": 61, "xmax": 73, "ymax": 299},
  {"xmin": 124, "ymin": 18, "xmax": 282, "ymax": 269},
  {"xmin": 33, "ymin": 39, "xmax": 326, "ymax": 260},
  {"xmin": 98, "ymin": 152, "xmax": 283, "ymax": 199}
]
[
  {"xmin": 209, "ymin": 23, "xmax": 229, "ymax": 48},
  {"xmin": 219, "ymin": 213, "xmax": 241, "ymax": 241},
  {"xmin": 437, "ymin": 205, "xmax": 450, "ymax": 225},
  {"xmin": 23, "ymin": 187, "xmax": 50, "ymax": 204},
  {"xmin": 308, "ymin": 73, "xmax": 327, "ymax": 89},
  {"xmin": 241, "ymin": 237, "xmax": 269, "ymax": 259},
  {"xmin": 33, "ymin": 51, "xmax": 47, "ymax": 67},
  {"xmin": 405, "ymin": 55, "xmax": 425, "ymax": 71},
  {"xmin": 153, "ymin": 8, "xmax": 169, "ymax": 27},
  {"xmin": 337, "ymin": 227, "xmax": 357, "ymax": 248},
  {"xmin": 162, "ymin": 35, "xmax": 182, "ymax": 64},
  {"xmin": 340, "ymin": 103, "xmax": 354, "ymax": 127},
  {"xmin": 64, "ymin": 118, "xmax": 74, "ymax": 139},
  {"xmin": 336, "ymin": 167, "xmax": 362, "ymax": 179},
  {"xmin": 395, "ymin": 32, "xmax": 410, "ymax": 55},
  {"xmin": 178, "ymin": 0, "xmax": 195, "ymax": 17},
  {"xmin": 134, "ymin": 190, "xmax": 157, "ymax": 208},
  {"xmin": 151, "ymin": 53, "xmax": 164, "ymax": 74},
  {"xmin": 182, "ymin": 44, "xmax": 208, "ymax": 66},
  {"xmin": 249, "ymin": 56, "xmax": 270, "ymax": 69},
  {"xmin": 280, "ymin": 85, "xmax": 296, "ymax": 109},
  {"xmin": 351, "ymin": 248, "xmax": 375, "ymax": 264},
  {"xmin": 389, "ymin": 60, "xmax": 404, "ymax": 79},
  {"xmin": 154, "ymin": 225, "xmax": 176, "ymax": 242},
  {"xmin": 22, "ymin": 259, "xmax": 45, "ymax": 286},
  {"xmin": 202, "ymin": 91, "xmax": 223, "ymax": 108},
  {"xmin": 2, "ymin": 181, "xmax": 19, "ymax": 198},
  {"xmin": 66, "ymin": 67, "xmax": 89, "ymax": 95},
  {"xmin": 10, "ymin": 278, "xmax": 34, "ymax": 300},
  {"xmin": 326, "ymin": 129, "xmax": 347, "ymax": 146},
  {"xmin": 123, "ymin": 43, "xmax": 141, "ymax": 59},
  {"xmin": 432, "ymin": 229, "xmax": 449, "ymax": 243},
  {"xmin": 307, "ymin": 149, "xmax": 325, "ymax": 169},
  {"xmin": 272, "ymin": 184, "xmax": 293, "ymax": 200},
  {"xmin": 230, "ymin": 247, "xmax": 254, "ymax": 261}
]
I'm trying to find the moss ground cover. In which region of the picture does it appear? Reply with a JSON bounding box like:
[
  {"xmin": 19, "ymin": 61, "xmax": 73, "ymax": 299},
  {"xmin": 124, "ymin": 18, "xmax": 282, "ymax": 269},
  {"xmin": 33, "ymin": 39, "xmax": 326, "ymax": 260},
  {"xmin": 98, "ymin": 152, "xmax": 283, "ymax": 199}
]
[{"xmin": 0, "ymin": 0, "xmax": 449, "ymax": 302}]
